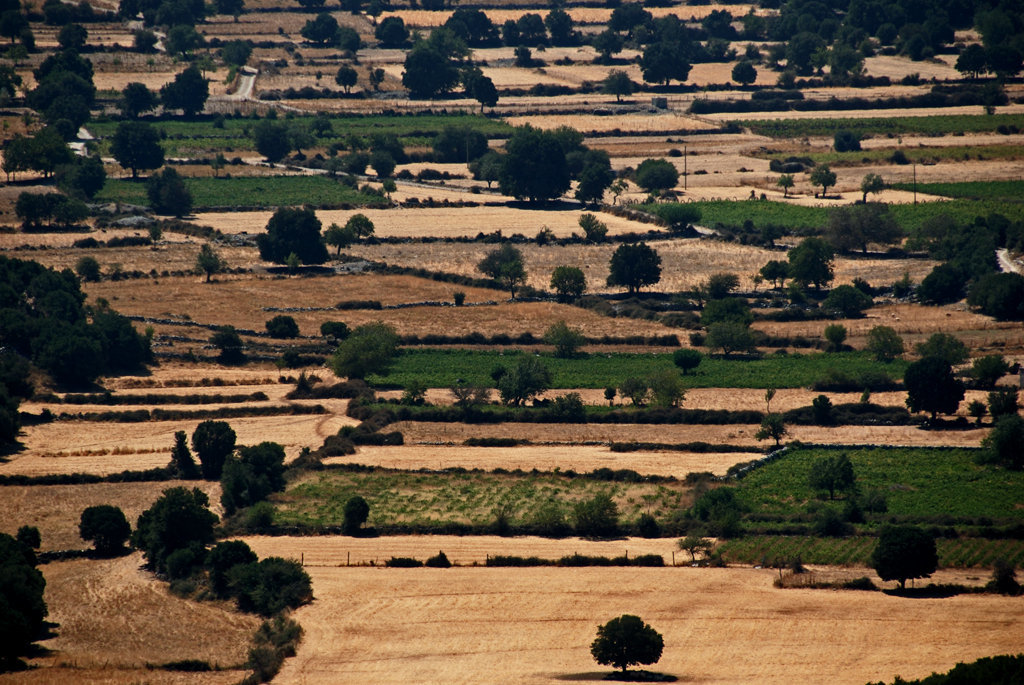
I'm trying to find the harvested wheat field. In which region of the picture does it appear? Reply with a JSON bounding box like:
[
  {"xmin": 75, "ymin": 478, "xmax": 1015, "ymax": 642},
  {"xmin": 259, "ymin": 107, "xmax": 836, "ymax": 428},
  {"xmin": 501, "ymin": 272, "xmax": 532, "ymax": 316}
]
[
  {"xmin": 0, "ymin": 481, "xmax": 223, "ymax": 551},
  {"xmin": 192, "ymin": 205, "xmax": 654, "ymax": 239},
  {"xmin": 392, "ymin": 421, "xmax": 990, "ymax": 448},
  {"xmin": 255, "ymin": 564, "xmax": 1024, "ymax": 684},
  {"xmin": 10, "ymin": 554, "xmax": 258, "ymax": 683},
  {"xmin": 327, "ymin": 444, "xmax": 759, "ymax": 479},
  {"xmin": 506, "ymin": 112, "xmax": 719, "ymax": 134}
]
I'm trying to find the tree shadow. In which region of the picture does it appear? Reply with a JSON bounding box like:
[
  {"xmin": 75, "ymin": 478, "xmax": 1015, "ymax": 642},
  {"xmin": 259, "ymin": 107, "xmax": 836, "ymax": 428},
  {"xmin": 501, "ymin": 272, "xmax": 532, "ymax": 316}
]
[{"xmin": 555, "ymin": 671, "xmax": 680, "ymax": 682}]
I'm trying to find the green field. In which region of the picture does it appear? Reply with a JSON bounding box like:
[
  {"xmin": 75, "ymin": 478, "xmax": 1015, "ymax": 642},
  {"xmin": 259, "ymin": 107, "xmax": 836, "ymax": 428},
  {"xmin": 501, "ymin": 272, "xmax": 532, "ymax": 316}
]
[
  {"xmin": 719, "ymin": 535, "xmax": 1024, "ymax": 567},
  {"xmin": 89, "ymin": 113, "xmax": 512, "ymax": 156},
  {"xmin": 739, "ymin": 113, "xmax": 1024, "ymax": 138},
  {"xmin": 760, "ymin": 144, "xmax": 1024, "ymax": 167},
  {"xmin": 646, "ymin": 198, "xmax": 1024, "ymax": 232},
  {"xmin": 372, "ymin": 349, "xmax": 907, "ymax": 390},
  {"xmin": 276, "ymin": 468, "xmax": 687, "ymax": 530},
  {"xmin": 736, "ymin": 447, "xmax": 1024, "ymax": 524},
  {"xmin": 890, "ymin": 180, "xmax": 1024, "ymax": 202},
  {"xmin": 96, "ymin": 175, "xmax": 390, "ymax": 209}
]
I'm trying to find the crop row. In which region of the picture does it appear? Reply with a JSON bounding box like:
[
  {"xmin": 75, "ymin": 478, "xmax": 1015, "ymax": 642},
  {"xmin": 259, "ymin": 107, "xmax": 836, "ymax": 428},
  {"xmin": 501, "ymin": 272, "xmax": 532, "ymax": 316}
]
[{"xmin": 739, "ymin": 113, "xmax": 1024, "ymax": 138}]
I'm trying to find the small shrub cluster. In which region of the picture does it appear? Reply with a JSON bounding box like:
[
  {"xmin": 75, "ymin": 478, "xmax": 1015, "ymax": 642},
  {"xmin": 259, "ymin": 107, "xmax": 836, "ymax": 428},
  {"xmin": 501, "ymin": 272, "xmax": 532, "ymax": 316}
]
[{"xmin": 485, "ymin": 553, "xmax": 664, "ymax": 567}]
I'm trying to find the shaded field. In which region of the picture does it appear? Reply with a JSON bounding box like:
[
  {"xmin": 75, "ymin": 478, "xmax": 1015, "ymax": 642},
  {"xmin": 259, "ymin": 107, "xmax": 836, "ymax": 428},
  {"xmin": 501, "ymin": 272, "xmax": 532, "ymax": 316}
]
[
  {"xmin": 13, "ymin": 554, "xmax": 257, "ymax": 682},
  {"xmin": 328, "ymin": 445, "xmax": 759, "ymax": 479},
  {"xmin": 276, "ymin": 468, "xmax": 692, "ymax": 530},
  {"xmin": 267, "ymin": 564, "xmax": 1024, "ymax": 684},
  {"xmin": 736, "ymin": 447, "xmax": 1024, "ymax": 523}
]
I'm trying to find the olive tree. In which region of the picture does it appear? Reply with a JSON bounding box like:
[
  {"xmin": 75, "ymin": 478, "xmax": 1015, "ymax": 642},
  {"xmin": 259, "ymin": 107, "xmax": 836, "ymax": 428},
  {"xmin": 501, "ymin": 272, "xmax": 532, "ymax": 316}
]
[
  {"xmin": 329, "ymin": 321, "xmax": 400, "ymax": 380},
  {"xmin": 478, "ymin": 244, "xmax": 527, "ymax": 299},
  {"xmin": 590, "ymin": 614, "xmax": 664, "ymax": 674},
  {"xmin": 870, "ymin": 525, "xmax": 937, "ymax": 590},
  {"xmin": 79, "ymin": 504, "xmax": 131, "ymax": 555}
]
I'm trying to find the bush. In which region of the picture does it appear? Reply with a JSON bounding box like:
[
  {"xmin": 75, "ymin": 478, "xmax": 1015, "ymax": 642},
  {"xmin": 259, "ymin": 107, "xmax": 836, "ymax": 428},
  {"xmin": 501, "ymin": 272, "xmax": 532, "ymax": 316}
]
[
  {"xmin": 229, "ymin": 557, "xmax": 313, "ymax": 615},
  {"xmin": 265, "ymin": 315, "xmax": 299, "ymax": 338},
  {"xmin": 79, "ymin": 504, "xmax": 131, "ymax": 555},
  {"xmin": 574, "ymin": 493, "xmax": 619, "ymax": 538},
  {"xmin": 385, "ymin": 556, "xmax": 423, "ymax": 567},
  {"xmin": 425, "ymin": 551, "xmax": 452, "ymax": 568}
]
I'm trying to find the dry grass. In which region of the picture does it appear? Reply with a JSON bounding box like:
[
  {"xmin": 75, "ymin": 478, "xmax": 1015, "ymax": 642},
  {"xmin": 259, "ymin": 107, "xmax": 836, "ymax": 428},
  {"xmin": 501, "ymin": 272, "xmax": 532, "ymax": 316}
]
[
  {"xmin": 15, "ymin": 554, "xmax": 257, "ymax": 678},
  {"xmin": 0, "ymin": 482, "xmax": 224, "ymax": 551},
  {"xmin": 506, "ymin": 112, "xmax": 718, "ymax": 134},
  {"xmin": 391, "ymin": 421, "xmax": 989, "ymax": 448},
  {"xmin": 328, "ymin": 444, "xmax": 759, "ymax": 478},
  {"xmin": 234, "ymin": 560, "xmax": 1024, "ymax": 684},
  {"xmin": 863, "ymin": 54, "xmax": 961, "ymax": 81},
  {"xmin": 381, "ymin": 4, "xmax": 759, "ymax": 27}
]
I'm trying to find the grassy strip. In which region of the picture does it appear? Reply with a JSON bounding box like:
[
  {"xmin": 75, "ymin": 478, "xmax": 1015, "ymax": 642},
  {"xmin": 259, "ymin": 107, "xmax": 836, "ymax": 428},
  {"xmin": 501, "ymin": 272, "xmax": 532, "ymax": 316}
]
[
  {"xmin": 96, "ymin": 176, "xmax": 390, "ymax": 209},
  {"xmin": 276, "ymin": 468, "xmax": 688, "ymax": 530},
  {"xmin": 735, "ymin": 447, "xmax": 1024, "ymax": 523},
  {"xmin": 645, "ymin": 199, "xmax": 1024, "ymax": 232},
  {"xmin": 890, "ymin": 180, "xmax": 1024, "ymax": 202},
  {"xmin": 57, "ymin": 404, "xmax": 327, "ymax": 422},
  {"xmin": 739, "ymin": 113, "xmax": 1024, "ymax": 138},
  {"xmin": 373, "ymin": 349, "xmax": 907, "ymax": 390},
  {"xmin": 719, "ymin": 535, "xmax": 1024, "ymax": 567},
  {"xmin": 763, "ymin": 144, "xmax": 1024, "ymax": 167}
]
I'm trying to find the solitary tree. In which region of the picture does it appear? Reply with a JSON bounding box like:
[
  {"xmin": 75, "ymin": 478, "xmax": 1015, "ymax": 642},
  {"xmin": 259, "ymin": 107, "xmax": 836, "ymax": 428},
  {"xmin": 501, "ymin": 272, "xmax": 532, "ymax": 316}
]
[
  {"xmin": 160, "ymin": 65, "xmax": 209, "ymax": 117},
  {"xmin": 824, "ymin": 203, "xmax": 901, "ymax": 254},
  {"xmin": 111, "ymin": 121, "xmax": 164, "ymax": 178},
  {"xmin": 760, "ymin": 260, "xmax": 789, "ymax": 289},
  {"xmin": 590, "ymin": 614, "xmax": 664, "ymax": 675},
  {"xmin": 550, "ymin": 265, "xmax": 587, "ymax": 302},
  {"xmin": 979, "ymin": 414, "xmax": 1024, "ymax": 470},
  {"xmin": 147, "ymin": 167, "xmax": 192, "ymax": 217},
  {"xmin": 904, "ymin": 356, "xmax": 964, "ymax": 421},
  {"xmin": 672, "ymin": 348, "xmax": 702, "ymax": 374},
  {"xmin": 578, "ymin": 213, "xmax": 608, "ymax": 242},
  {"xmin": 211, "ymin": 326, "xmax": 245, "ymax": 364},
  {"xmin": 607, "ymin": 242, "xmax": 661, "ymax": 294},
  {"xmin": 870, "ymin": 524, "xmax": 938, "ymax": 590},
  {"xmin": 335, "ymin": 65, "xmax": 358, "ymax": 93},
  {"xmin": 253, "ymin": 121, "xmax": 291, "ymax": 165},
  {"xmin": 131, "ymin": 487, "xmax": 218, "ymax": 575},
  {"xmin": 866, "ymin": 325, "xmax": 904, "ymax": 362},
  {"xmin": 258, "ymin": 206, "xmax": 329, "ymax": 265},
  {"xmin": 342, "ymin": 495, "xmax": 370, "ymax": 535},
  {"xmin": 477, "ymin": 244, "xmax": 527, "ymax": 299},
  {"xmin": 776, "ymin": 174, "xmax": 794, "ymax": 198},
  {"xmin": 678, "ymin": 534, "xmax": 713, "ymax": 563},
  {"xmin": 755, "ymin": 413, "xmax": 788, "ymax": 447},
  {"xmin": 602, "ymin": 70, "xmax": 634, "ymax": 102},
  {"xmin": 810, "ymin": 165, "xmax": 837, "ymax": 197},
  {"xmin": 914, "ymin": 332, "xmax": 969, "ymax": 367},
  {"xmin": 120, "ymin": 82, "xmax": 158, "ymax": 119},
  {"xmin": 79, "ymin": 504, "xmax": 131, "ymax": 555},
  {"xmin": 574, "ymin": 493, "xmax": 619, "ymax": 538},
  {"xmin": 329, "ymin": 321, "xmax": 400, "ymax": 380},
  {"xmin": 971, "ymin": 354, "xmax": 1010, "ymax": 388},
  {"xmin": 496, "ymin": 356, "xmax": 551, "ymax": 406},
  {"xmin": 731, "ymin": 60, "xmax": 757, "ymax": 85},
  {"xmin": 192, "ymin": 420, "xmax": 237, "ymax": 480},
  {"xmin": 543, "ymin": 320, "xmax": 585, "ymax": 358},
  {"xmin": 808, "ymin": 453, "xmax": 856, "ymax": 500},
  {"xmin": 860, "ymin": 173, "xmax": 885, "ymax": 202},
  {"xmin": 634, "ymin": 158, "xmax": 678, "ymax": 195},
  {"xmin": 195, "ymin": 243, "xmax": 227, "ymax": 282},
  {"xmin": 787, "ymin": 237, "xmax": 834, "ymax": 291}
]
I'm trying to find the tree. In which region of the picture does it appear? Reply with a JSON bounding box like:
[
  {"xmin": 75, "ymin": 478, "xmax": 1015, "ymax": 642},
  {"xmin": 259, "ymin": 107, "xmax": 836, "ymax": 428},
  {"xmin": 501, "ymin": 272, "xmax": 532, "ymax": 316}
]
[
  {"xmin": 467, "ymin": 73, "xmax": 497, "ymax": 112},
  {"xmin": 334, "ymin": 65, "xmax": 357, "ymax": 93},
  {"xmin": 988, "ymin": 388, "xmax": 1019, "ymax": 419},
  {"xmin": 824, "ymin": 323, "xmax": 847, "ymax": 352},
  {"xmin": 132, "ymin": 487, "xmax": 218, "ymax": 575},
  {"xmin": 58, "ymin": 23, "xmax": 87, "ymax": 51},
  {"xmin": 147, "ymin": 167, "xmax": 192, "ymax": 217},
  {"xmin": 760, "ymin": 260, "xmax": 789, "ymax": 289},
  {"xmin": 915, "ymin": 332, "xmax": 969, "ymax": 367},
  {"xmin": 574, "ymin": 493, "xmax": 619, "ymax": 538},
  {"xmin": 776, "ymin": 174, "xmax": 794, "ymax": 198},
  {"xmin": 980, "ymin": 414, "xmax": 1024, "ymax": 470},
  {"xmin": 648, "ymin": 368, "xmax": 685, "ymax": 408},
  {"xmin": 79, "ymin": 504, "xmax": 131, "ymax": 555},
  {"xmin": 369, "ymin": 149, "xmax": 395, "ymax": 178},
  {"xmin": 971, "ymin": 354, "xmax": 1009, "ymax": 389},
  {"xmin": 860, "ymin": 173, "xmax": 885, "ymax": 203},
  {"xmin": 755, "ymin": 413, "xmax": 788, "ymax": 447},
  {"xmin": 701, "ymin": 298, "xmax": 752, "ymax": 328},
  {"xmin": 731, "ymin": 60, "xmax": 757, "ymax": 85},
  {"xmin": 496, "ymin": 356, "xmax": 551, "ymax": 406},
  {"xmin": 810, "ymin": 164, "xmax": 837, "ymax": 197},
  {"xmin": 578, "ymin": 213, "xmax": 608, "ymax": 243},
  {"xmin": 258, "ymin": 207, "xmax": 328, "ymax": 265},
  {"xmin": 325, "ymin": 222, "xmax": 357, "ymax": 255},
  {"xmin": 253, "ymin": 121, "xmax": 291, "ymax": 165},
  {"xmin": 120, "ymin": 82, "xmax": 158, "ymax": 119},
  {"xmin": 825, "ymin": 203, "xmax": 901, "ymax": 254},
  {"xmin": 215, "ymin": 0, "xmax": 245, "ymax": 20},
  {"xmin": 207, "ymin": 540, "xmax": 257, "ymax": 598},
  {"xmin": 705, "ymin": 322, "xmax": 755, "ymax": 357},
  {"xmin": 634, "ymin": 158, "xmax": 678, "ymax": 195},
  {"xmin": 211, "ymin": 326, "xmax": 245, "ymax": 364},
  {"xmin": 543, "ymin": 320, "xmax": 585, "ymax": 358},
  {"xmin": 590, "ymin": 615, "xmax": 664, "ymax": 674},
  {"xmin": 192, "ymin": 420, "xmax": 237, "ymax": 480},
  {"xmin": 228, "ymin": 557, "xmax": 312, "ymax": 616},
  {"xmin": 904, "ymin": 356, "xmax": 964, "ymax": 421},
  {"xmin": 15, "ymin": 526, "xmax": 39, "ymax": 550},
  {"xmin": 672, "ymin": 348, "xmax": 702, "ymax": 374},
  {"xmin": 265, "ymin": 314, "xmax": 299, "ymax": 338},
  {"xmin": 343, "ymin": 495, "xmax": 369, "ymax": 535},
  {"xmin": 678, "ymin": 534, "xmax": 712, "ymax": 563},
  {"xmin": 607, "ymin": 242, "xmax": 661, "ymax": 294},
  {"xmin": 787, "ymin": 237, "xmax": 834, "ymax": 291},
  {"xmin": 968, "ymin": 272, "xmax": 1024, "ymax": 321},
  {"xmin": 618, "ymin": 377, "xmax": 649, "ymax": 407},
  {"xmin": 110, "ymin": 121, "xmax": 164, "ymax": 178},
  {"xmin": 822, "ymin": 284, "xmax": 873, "ymax": 318},
  {"xmin": 375, "ymin": 16, "xmax": 408, "ymax": 46},
  {"xmin": 918, "ymin": 263, "xmax": 966, "ymax": 305},
  {"xmin": 833, "ymin": 130, "xmax": 861, "ymax": 153},
  {"xmin": 161, "ymin": 65, "xmax": 208, "ymax": 117},
  {"xmin": 478, "ymin": 244, "xmax": 527, "ymax": 299},
  {"xmin": 195, "ymin": 243, "xmax": 226, "ymax": 282},
  {"xmin": 301, "ymin": 12, "xmax": 339, "ymax": 45},
  {"xmin": 592, "ymin": 29, "xmax": 623, "ymax": 62},
  {"xmin": 0, "ymin": 533, "xmax": 48, "ymax": 667},
  {"xmin": 169, "ymin": 430, "xmax": 199, "ymax": 478},
  {"xmin": 574, "ymin": 150, "xmax": 615, "ymax": 206},
  {"xmin": 220, "ymin": 441, "xmax": 287, "ymax": 515},
  {"xmin": 866, "ymin": 325, "xmax": 904, "ymax": 362},
  {"xmin": 704, "ymin": 273, "xmax": 740, "ymax": 300},
  {"xmin": 808, "ymin": 453, "xmax": 856, "ymax": 500},
  {"xmin": 870, "ymin": 525, "xmax": 938, "ymax": 589},
  {"xmin": 602, "ymin": 70, "xmax": 634, "ymax": 102},
  {"xmin": 640, "ymin": 40, "xmax": 691, "ymax": 85},
  {"xmin": 498, "ymin": 125, "xmax": 572, "ymax": 203},
  {"xmin": 956, "ymin": 42, "xmax": 988, "ymax": 78},
  {"xmin": 74, "ymin": 256, "xmax": 101, "ymax": 283},
  {"xmin": 57, "ymin": 156, "xmax": 106, "ymax": 200},
  {"xmin": 329, "ymin": 321, "xmax": 400, "ymax": 380},
  {"xmin": 550, "ymin": 266, "xmax": 586, "ymax": 303},
  {"xmin": 402, "ymin": 41, "xmax": 462, "ymax": 99}
]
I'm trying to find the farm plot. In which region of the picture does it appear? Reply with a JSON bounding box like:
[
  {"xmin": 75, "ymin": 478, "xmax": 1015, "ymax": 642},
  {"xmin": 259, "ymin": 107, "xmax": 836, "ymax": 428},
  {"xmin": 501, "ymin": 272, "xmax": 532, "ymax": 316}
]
[
  {"xmin": 263, "ymin": 564, "xmax": 1024, "ymax": 684},
  {"xmin": 328, "ymin": 444, "xmax": 759, "ymax": 479},
  {"xmin": 506, "ymin": 111, "xmax": 720, "ymax": 134},
  {"xmin": 13, "ymin": 554, "xmax": 257, "ymax": 682}
]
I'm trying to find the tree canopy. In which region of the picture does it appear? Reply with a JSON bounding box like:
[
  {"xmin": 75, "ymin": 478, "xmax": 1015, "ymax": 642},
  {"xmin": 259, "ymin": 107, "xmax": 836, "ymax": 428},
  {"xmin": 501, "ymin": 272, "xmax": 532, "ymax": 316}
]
[
  {"xmin": 111, "ymin": 121, "xmax": 164, "ymax": 178},
  {"xmin": 329, "ymin": 321, "xmax": 400, "ymax": 380},
  {"xmin": 590, "ymin": 614, "xmax": 664, "ymax": 673},
  {"xmin": 79, "ymin": 505, "xmax": 131, "ymax": 555},
  {"xmin": 131, "ymin": 486, "xmax": 218, "ymax": 575},
  {"xmin": 870, "ymin": 525, "xmax": 938, "ymax": 589},
  {"xmin": 258, "ymin": 206, "xmax": 329, "ymax": 265},
  {"xmin": 498, "ymin": 125, "xmax": 572, "ymax": 203},
  {"xmin": 607, "ymin": 242, "xmax": 661, "ymax": 294},
  {"xmin": 477, "ymin": 244, "xmax": 527, "ymax": 299},
  {"xmin": 904, "ymin": 356, "xmax": 965, "ymax": 421}
]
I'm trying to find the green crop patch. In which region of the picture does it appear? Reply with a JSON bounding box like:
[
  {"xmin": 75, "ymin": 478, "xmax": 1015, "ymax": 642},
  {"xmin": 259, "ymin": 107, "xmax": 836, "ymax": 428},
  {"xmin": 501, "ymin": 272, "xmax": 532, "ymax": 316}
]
[
  {"xmin": 890, "ymin": 180, "xmax": 1024, "ymax": 203},
  {"xmin": 740, "ymin": 113, "xmax": 1024, "ymax": 138},
  {"xmin": 372, "ymin": 349, "xmax": 907, "ymax": 390}
]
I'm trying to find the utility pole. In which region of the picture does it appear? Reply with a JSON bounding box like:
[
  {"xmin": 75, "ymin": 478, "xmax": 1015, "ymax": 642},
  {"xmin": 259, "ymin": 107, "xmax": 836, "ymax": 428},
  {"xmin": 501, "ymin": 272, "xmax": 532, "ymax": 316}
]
[{"xmin": 683, "ymin": 144, "xmax": 687, "ymax": 190}]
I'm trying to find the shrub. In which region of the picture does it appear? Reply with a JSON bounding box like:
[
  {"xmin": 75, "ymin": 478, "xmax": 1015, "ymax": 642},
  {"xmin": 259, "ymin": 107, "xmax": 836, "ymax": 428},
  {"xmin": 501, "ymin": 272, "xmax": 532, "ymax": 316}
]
[
  {"xmin": 265, "ymin": 315, "xmax": 299, "ymax": 338},
  {"xmin": 425, "ymin": 551, "xmax": 452, "ymax": 568},
  {"xmin": 79, "ymin": 504, "xmax": 131, "ymax": 555}
]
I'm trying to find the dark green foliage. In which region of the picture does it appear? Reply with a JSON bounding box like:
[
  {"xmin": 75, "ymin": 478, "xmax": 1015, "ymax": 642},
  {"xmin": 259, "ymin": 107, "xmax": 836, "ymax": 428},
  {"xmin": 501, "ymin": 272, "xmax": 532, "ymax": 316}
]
[
  {"xmin": 432, "ymin": 125, "xmax": 488, "ymax": 163},
  {"xmin": 822, "ymin": 285, "xmax": 873, "ymax": 318},
  {"xmin": 701, "ymin": 298, "xmax": 752, "ymax": 327},
  {"xmin": 119, "ymin": 82, "xmax": 158, "ymax": 119},
  {"xmin": 342, "ymin": 495, "xmax": 369, "ymax": 534},
  {"xmin": 206, "ymin": 540, "xmax": 257, "ymax": 598},
  {"xmin": 607, "ymin": 242, "xmax": 661, "ymax": 294},
  {"xmin": 870, "ymin": 524, "xmax": 938, "ymax": 589},
  {"xmin": 672, "ymin": 348, "xmax": 702, "ymax": 374},
  {"xmin": 111, "ymin": 121, "xmax": 163, "ymax": 178},
  {"xmin": 498, "ymin": 125, "xmax": 572, "ymax": 203},
  {"xmin": 636, "ymin": 513, "xmax": 660, "ymax": 538},
  {"xmin": 705, "ymin": 322, "xmax": 755, "ymax": 357},
  {"xmin": 221, "ymin": 441, "xmax": 287, "ymax": 516},
  {"xmin": 868, "ymin": 654, "xmax": 1024, "ymax": 685},
  {"xmin": 866, "ymin": 325, "xmax": 904, "ymax": 362},
  {"xmin": 79, "ymin": 504, "xmax": 131, "ymax": 555},
  {"xmin": 228, "ymin": 557, "xmax": 312, "ymax": 616},
  {"xmin": 192, "ymin": 420, "xmax": 236, "ymax": 480},
  {"xmin": 574, "ymin": 493, "xmax": 619, "ymax": 538},
  {"xmin": 425, "ymin": 551, "xmax": 451, "ymax": 568},
  {"xmin": 265, "ymin": 315, "xmax": 299, "ymax": 339},
  {"xmin": 590, "ymin": 614, "xmax": 664, "ymax": 673},
  {"xmin": 301, "ymin": 12, "xmax": 338, "ymax": 45},
  {"xmin": 980, "ymin": 415, "xmax": 1024, "ymax": 470},
  {"xmin": 691, "ymin": 487, "xmax": 743, "ymax": 538},
  {"xmin": 968, "ymin": 272, "xmax": 1024, "ymax": 320},
  {"xmin": 252, "ymin": 121, "xmax": 291, "ymax": 165},
  {"xmin": 257, "ymin": 207, "xmax": 328, "ymax": 265},
  {"xmin": 147, "ymin": 167, "xmax": 192, "ymax": 217},
  {"xmin": 914, "ymin": 333, "xmax": 969, "ymax": 367},
  {"xmin": 497, "ymin": 356, "xmax": 551, "ymax": 407},
  {"xmin": 971, "ymin": 355, "xmax": 1009, "ymax": 388},
  {"xmin": 56, "ymin": 155, "xmax": 106, "ymax": 200},
  {"xmin": 211, "ymin": 326, "xmax": 245, "ymax": 364},
  {"xmin": 634, "ymin": 158, "xmax": 678, "ymax": 194},
  {"xmin": 833, "ymin": 129, "xmax": 861, "ymax": 152},
  {"xmin": 811, "ymin": 394, "xmax": 833, "ymax": 425},
  {"xmin": 0, "ymin": 533, "xmax": 47, "ymax": 669},
  {"xmin": 904, "ymin": 356, "xmax": 965, "ymax": 420},
  {"xmin": 477, "ymin": 244, "xmax": 526, "ymax": 299},
  {"xmin": 375, "ymin": 16, "xmax": 408, "ymax": 46},
  {"xmin": 788, "ymin": 237, "xmax": 834, "ymax": 291},
  {"xmin": 320, "ymin": 321, "xmax": 349, "ymax": 340},
  {"xmin": 808, "ymin": 453, "xmax": 855, "ymax": 500},
  {"xmin": 15, "ymin": 527, "xmax": 39, "ymax": 550},
  {"xmin": 169, "ymin": 430, "xmax": 199, "ymax": 478},
  {"xmin": 550, "ymin": 265, "xmax": 586, "ymax": 302},
  {"xmin": 132, "ymin": 487, "xmax": 218, "ymax": 575},
  {"xmin": 918, "ymin": 263, "xmax": 966, "ymax": 305},
  {"xmin": 329, "ymin": 321, "xmax": 399, "ymax": 380},
  {"xmin": 220, "ymin": 39, "xmax": 252, "ymax": 67},
  {"xmin": 543, "ymin": 321, "xmax": 585, "ymax": 358}
]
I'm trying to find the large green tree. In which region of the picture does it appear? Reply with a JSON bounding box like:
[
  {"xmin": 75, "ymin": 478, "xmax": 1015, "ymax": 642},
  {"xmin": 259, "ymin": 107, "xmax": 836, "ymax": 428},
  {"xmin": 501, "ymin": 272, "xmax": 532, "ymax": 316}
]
[
  {"xmin": 870, "ymin": 525, "xmax": 937, "ymax": 589},
  {"xmin": 0, "ymin": 533, "xmax": 48, "ymax": 669},
  {"xmin": 131, "ymin": 487, "xmax": 218, "ymax": 575},
  {"xmin": 110, "ymin": 121, "xmax": 164, "ymax": 178},
  {"xmin": 257, "ymin": 206, "xmax": 329, "ymax": 265},
  {"xmin": 329, "ymin": 321, "xmax": 400, "ymax": 380},
  {"xmin": 498, "ymin": 125, "xmax": 572, "ymax": 203},
  {"xmin": 787, "ymin": 237, "xmax": 834, "ymax": 291},
  {"xmin": 590, "ymin": 614, "xmax": 664, "ymax": 674},
  {"xmin": 808, "ymin": 453, "xmax": 856, "ymax": 500},
  {"xmin": 160, "ymin": 65, "xmax": 208, "ymax": 117},
  {"xmin": 606, "ymin": 242, "xmax": 661, "ymax": 294},
  {"xmin": 477, "ymin": 244, "xmax": 527, "ymax": 299},
  {"xmin": 904, "ymin": 356, "xmax": 965, "ymax": 421},
  {"xmin": 192, "ymin": 420, "xmax": 237, "ymax": 480},
  {"xmin": 79, "ymin": 505, "xmax": 131, "ymax": 555}
]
